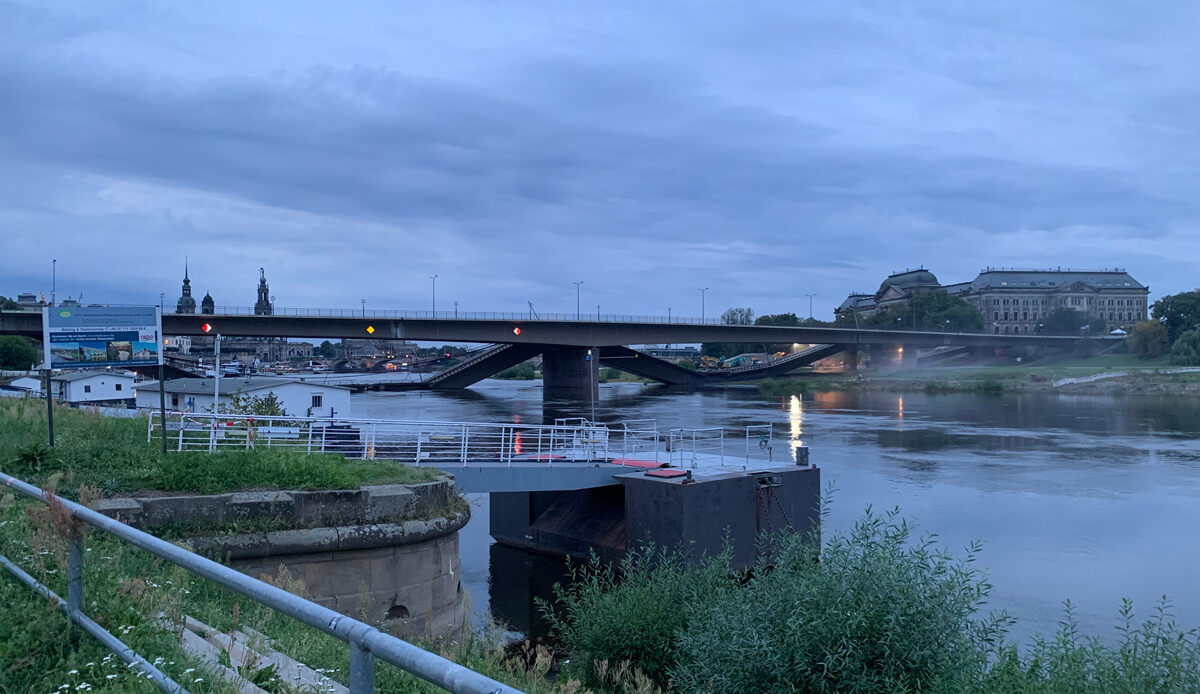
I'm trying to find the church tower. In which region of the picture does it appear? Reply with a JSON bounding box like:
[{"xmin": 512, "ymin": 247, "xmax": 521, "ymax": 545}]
[
  {"xmin": 175, "ymin": 260, "xmax": 197, "ymax": 314},
  {"xmin": 200, "ymin": 291, "xmax": 214, "ymax": 315},
  {"xmin": 254, "ymin": 268, "xmax": 273, "ymax": 315}
]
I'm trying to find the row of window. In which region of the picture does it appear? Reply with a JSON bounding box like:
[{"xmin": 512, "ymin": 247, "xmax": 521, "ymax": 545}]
[
  {"xmin": 988, "ymin": 294, "xmax": 1147, "ymax": 304},
  {"xmin": 81, "ymin": 384, "xmax": 122, "ymax": 393},
  {"xmin": 993, "ymin": 311, "xmax": 1143, "ymax": 323},
  {"xmin": 987, "ymin": 296, "xmax": 1146, "ymax": 308}
]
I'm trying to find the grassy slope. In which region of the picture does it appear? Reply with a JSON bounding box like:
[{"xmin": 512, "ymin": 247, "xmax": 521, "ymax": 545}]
[
  {"xmin": 0, "ymin": 399, "xmax": 436, "ymax": 498},
  {"xmin": 0, "ymin": 400, "xmax": 552, "ymax": 693}
]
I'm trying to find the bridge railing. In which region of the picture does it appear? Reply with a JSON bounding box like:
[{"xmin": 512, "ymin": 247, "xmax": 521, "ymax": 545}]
[
  {"xmin": 147, "ymin": 413, "xmax": 653, "ymax": 466},
  {"xmin": 155, "ymin": 304, "xmax": 726, "ymax": 324}
]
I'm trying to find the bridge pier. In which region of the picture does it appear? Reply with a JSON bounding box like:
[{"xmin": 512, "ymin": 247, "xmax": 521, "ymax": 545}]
[
  {"xmin": 900, "ymin": 345, "xmax": 918, "ymax": 367},
  {"xmin": 842, "ymin": 347, "xmax": 858, "ymax": 372},
  {"xmin": 541, "ymin": 346, "xmax": 600, "ymax": 403}
]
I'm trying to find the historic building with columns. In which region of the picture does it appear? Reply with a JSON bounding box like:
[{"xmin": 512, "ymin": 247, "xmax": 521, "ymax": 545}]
[{"xmin": 837, "ymin": 267, "xmax": 1149, "ymax": 334}]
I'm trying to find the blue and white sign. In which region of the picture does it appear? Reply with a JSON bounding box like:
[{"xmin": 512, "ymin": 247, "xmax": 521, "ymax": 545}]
[{"xmin": 42, "ymin": 306, "xmax": 163, "ymax": 370}]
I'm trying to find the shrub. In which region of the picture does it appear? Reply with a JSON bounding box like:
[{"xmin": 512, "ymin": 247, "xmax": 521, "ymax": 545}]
[
  {"xmin": 541, "ymin": 546, "xmax": 738, "ymax": 687},
  {"xmin": 1169, "ymin": 330, "xmax": 1200, "ymax": 366},
  {"xmin": 495, "ymin": 362, "xmax": 537, "ymax": 380},
  {"xmin": 1126, "ymin": 320, "xmax": 1170, "ymax": 359},
  {"xmin": 670, "ymin": 509, "xmax": 1005, "ymax": 694}
]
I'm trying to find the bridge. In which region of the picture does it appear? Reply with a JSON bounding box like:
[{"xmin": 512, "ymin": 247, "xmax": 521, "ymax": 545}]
[{"xmin": 1, "ymin": 307, "xmax": 1107, "ymax": 397}]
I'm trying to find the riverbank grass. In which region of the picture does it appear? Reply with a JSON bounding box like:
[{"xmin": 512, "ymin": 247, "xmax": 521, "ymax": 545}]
[{"xmin": 0, "ymin": 399, "xmax": 437, "ymax": 498}]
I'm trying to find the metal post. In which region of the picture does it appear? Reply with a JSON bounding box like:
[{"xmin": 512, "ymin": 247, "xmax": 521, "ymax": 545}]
[
  {"xmin": 573, "ymin": 281, "xmax": 583, "ymax": 320},
  {"xmin": 430, "ymin": 274, "xmax": 438, "ymax": 315},
  {"xmin": 67, "ymin": 530, "xmax": 84, "ymax": 644},
  {"xmin": 212, "ymin": 334, "xmax": 222, "ymax": 452},
  {"xmin": 349, "ymin": 642, "xmax": 375, "ymax": 693},
  {"xmin": 43, "ymin": 368, "xmax": 54, "ymax": 447},
  {"xmin": 158, "ymin": 363, "xmax": 167, "ymax": 456},
  {"xmin": 698, "ymin": 287, "xmax": 709, "ymax": 323}
]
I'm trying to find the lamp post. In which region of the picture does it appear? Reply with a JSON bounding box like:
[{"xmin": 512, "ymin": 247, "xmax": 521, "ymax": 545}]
[
  {"xmin": 596, "ymin": 304, "xmax": 600, "ymax": 321},
  {"xmin": 805, "ymin": 292, "xmax": 817, "ymax": 319},
  {"xmin": 454, "ymin": 300, "xmax": 458, "ymax": 319},
  {"xmin": 573, "ymin": 281, "xmax": 584, "ymax": 320},
  {"xmin": 698, "ymin": 287, "xmax": 709, "ymax": 323},
  {"xmin": 668, "ymin": 307, "xmax": 672, "ymax": 322},
  {"xmin": 429, "ymin": 275, "xmax": 438, "ymax": 315},
  {"xmin": 361, "ymin": 298, "xmax": 366, "ymax": 317}
]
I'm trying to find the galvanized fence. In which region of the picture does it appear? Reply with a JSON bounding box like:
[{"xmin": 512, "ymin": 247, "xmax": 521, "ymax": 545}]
[
  {"xmin": 149, "ymin": 413, "xmax": 660, "ymax": 466},
  {"xmin": 0, "ymin": 471, "xmax": 524, "ymax": 694},
  {"xmin": 667, "ymin": 424, "xmax": 777, "ymax": 468}
]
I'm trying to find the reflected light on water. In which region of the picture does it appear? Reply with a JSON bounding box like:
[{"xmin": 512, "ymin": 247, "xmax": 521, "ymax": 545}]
[
  {"xmin": 789, "ymin": 394, "xmax": 804, "ymax": 460},
  {"xmin": 898, "ymin": 396, "xmax": 904, "ymax": 420}
]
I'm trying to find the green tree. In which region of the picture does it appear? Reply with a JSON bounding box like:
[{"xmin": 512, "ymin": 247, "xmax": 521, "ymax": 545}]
[
  {"xmin": 222, "ymin": 391, "xmax": 288, "ymax": 416},
  {"xmin": 721, "ymin": 307, "xmax": 755, "ymax": 325},
  {"xmin": 1169, "ymin": 329, "xmax": 1200, "ymax": 366},
  {"xmin": 755, "ymin": 312, "xmax": 800, "ymax": 327},
  {"xmin": 0, "ymin": 335, "xmax": 37, "ymax": 370},
  {"xmin": 1126, "ymin": 320, "xmax": 1169, "ymax": 359},
  {"xmin": 313, "ymin": 340, "xmax": 339, "ymax": 359},
  {"xmin": 0, "ymin": 296, "xmax": 21, "ymax": 311},
  {"xmin": 1152, "ymin": 290, "xmax": 1200, "ymax": 343},
  {"xmin": 909, "ymin": 290, "xmax": 985, "ymax": 332},
  {"xmin": 702, "ymin": 307, "xmax": 757, "ymax": 358},
  {"xmin": 1035, "ymin": 308, "xmax": 1104, "ymax": 336}
]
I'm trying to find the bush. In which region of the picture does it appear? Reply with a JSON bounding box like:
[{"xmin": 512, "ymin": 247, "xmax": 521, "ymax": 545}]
[
  {"xmin": 495, "ymin": 362, "xmax": 537, "ymax": 380},
  {"xmin": 670, "ymin": 510, "xmax": 1002, "ymax": 694},
  {"xmin": 545, "ymin": 506, "xmax": 1200, "ymax": 694},
  {"xmin": 542, "ymin": 546, "xmax": 738, "ymax": 687},
  {"xmin": 1169, "ymin": 330, "xmax": 1200, "ymax": 366},
  {"xmin": 1126, "ymin": 320, "xmax": 1169, "ymax": 359}
]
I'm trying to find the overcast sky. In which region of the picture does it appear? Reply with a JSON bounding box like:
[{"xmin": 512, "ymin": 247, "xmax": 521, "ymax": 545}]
[{"xmin": 2, "ymin": 1, "xmax": 1197, "ymax": 320}]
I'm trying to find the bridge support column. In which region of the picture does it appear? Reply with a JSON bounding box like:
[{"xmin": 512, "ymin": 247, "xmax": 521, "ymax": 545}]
[
  {"xmin": 899, "ymin": 345, "xmax": 918, "ymax": 367},
  {"xmin": 842, "ymin": 347, "xmax": 858, "ymax": 372},
  {"xmin": 542, "ymin": 347, "xmax": 599, "ymax": 404}
]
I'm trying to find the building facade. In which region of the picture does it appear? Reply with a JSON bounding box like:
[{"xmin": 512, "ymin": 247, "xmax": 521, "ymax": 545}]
[
  {"xmin": 134, "ymin": 377, "xmax": 352, "ymax": 417},
  {"xmin": 837, "ymin": 267, "xmax": 1150, "ymax": 334}
]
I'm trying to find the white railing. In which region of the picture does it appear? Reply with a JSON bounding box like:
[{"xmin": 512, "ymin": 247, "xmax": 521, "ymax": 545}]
[
  {"xmin": 148, "ymin": 413, "xmax": 659, "ymax": 466},
  {"xmin": 669, "ymin": 427, "xmax": 726, "ymax": 468},
  {"xmin": 668, "ymin": 424, "xmax": 781, "ymax": 468}
]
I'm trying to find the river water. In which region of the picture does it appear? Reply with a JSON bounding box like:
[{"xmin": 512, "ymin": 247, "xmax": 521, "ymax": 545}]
[{"xmin": 352, "ymin": 379, "xmax": 1200, "ymax": 644}]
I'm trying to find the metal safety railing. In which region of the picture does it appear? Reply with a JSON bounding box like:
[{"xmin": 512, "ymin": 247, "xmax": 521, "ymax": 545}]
[
  {"xmin": 148, "ymin": 413, "xmax": 658, "ymax": 465},
  {"xmin": 0, "ymin": 470, "xmax": 523, "ymax": 694},
  {"xmin": 668, "ymin": 425, "xmax": 780, "ymax": 469}
]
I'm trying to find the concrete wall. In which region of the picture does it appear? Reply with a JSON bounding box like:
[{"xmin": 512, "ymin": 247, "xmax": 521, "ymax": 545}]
[
  {"xmin": 490, "ymin": 464, "xmax": 822, "ymax": 570},
  {"xmin": 233, "ymin": 531, "xmax": 464, "ymax": 638}
]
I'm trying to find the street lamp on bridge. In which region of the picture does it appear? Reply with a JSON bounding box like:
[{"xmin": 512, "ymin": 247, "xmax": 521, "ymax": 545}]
[
  {"xmin": 573, "ymin": 281, "xmax": 584, "ymax": 320},
  {"xmin": 429, "ymin": 275, "xmax": 438, "ymax": 315},
  {"xmin": 804, "ymin": 292, "xmax": 817, "ymax": 319},
  {"xmin": 698, "ymin": 287, "xmax": 709, "ymax": 323}
]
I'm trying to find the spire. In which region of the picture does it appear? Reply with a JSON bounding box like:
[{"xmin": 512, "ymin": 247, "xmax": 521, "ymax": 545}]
[{"xmin": 185, "ymin": 257, "xmax": 189, "ymax": 282}]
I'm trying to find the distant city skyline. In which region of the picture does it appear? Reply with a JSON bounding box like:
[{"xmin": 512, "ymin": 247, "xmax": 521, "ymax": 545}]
[{"xmin": 1, "ymin": 2, "xmax": 1197, "ymax": 319}]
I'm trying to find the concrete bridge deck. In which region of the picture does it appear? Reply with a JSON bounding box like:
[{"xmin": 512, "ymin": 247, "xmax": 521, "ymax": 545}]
[{"xmin": 2, "ymin": 309, "xmax": 1104, "ymax": 349}]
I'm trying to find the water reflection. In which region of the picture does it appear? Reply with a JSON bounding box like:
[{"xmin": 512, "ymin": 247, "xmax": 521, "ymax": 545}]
[{"xmin": 358, "ymin": 381, "xmax": 1200, "ymax": 643}]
